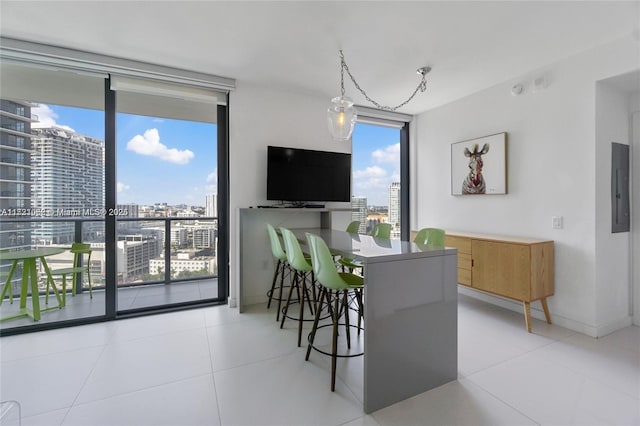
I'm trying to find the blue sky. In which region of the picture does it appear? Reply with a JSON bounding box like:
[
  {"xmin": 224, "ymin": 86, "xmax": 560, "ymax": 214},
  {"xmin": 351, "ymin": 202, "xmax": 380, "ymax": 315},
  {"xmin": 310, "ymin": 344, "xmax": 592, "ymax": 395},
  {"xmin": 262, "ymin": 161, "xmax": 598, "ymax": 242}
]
[
  {"xmin": 32, "ymin": 105, "xmax": 399, "ymax": 207},
  {"xmin": 32, "ymin": 104, "xmax": 216, "ymax": 206},
  {"xmin": 352, "ymin": 123, "xmax": 401, "ymax": 206}
]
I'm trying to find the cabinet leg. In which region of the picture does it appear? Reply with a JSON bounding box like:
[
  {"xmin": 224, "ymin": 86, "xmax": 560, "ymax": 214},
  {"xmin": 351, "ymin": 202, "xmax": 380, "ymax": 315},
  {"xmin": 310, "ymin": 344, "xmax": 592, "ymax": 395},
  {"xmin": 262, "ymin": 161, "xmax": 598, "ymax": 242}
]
[
  {"xmin": 541, "ymin": 298, "xmax": 552, "ymax": 324},
  {"xmin": 523, "ymin": 302, "xmax": 532, "ymax": 333}
]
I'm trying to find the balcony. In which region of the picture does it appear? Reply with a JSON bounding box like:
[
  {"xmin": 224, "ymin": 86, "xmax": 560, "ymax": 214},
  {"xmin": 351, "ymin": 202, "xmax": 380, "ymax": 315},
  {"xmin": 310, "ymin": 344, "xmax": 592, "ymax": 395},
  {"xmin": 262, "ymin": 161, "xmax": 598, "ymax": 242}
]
[
  {"xmin": 0, "ymin": 216, "xmax": 220, "ymax": 331},
  {"xmin": 0, "ymin": 124, "xmax": 32, "ymax": 139},
  {"xmin": 0, "ymin": 277, "xmax": 218, "ymax": 329}
]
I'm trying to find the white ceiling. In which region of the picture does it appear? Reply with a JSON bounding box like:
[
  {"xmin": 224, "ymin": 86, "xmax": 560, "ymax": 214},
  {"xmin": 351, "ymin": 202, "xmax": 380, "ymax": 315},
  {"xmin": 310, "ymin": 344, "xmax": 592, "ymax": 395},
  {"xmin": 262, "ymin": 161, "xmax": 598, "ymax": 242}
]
[{"xmin": 1, "ymin": 1, "xmax": 639, "ymax": 114}]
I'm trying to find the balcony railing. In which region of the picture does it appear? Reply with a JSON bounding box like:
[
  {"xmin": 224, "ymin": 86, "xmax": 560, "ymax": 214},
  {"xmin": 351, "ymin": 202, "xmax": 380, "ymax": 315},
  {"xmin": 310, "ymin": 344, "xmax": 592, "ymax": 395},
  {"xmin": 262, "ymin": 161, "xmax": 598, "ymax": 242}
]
[
  {"xmin": 0, "ymin": 191, "xmax": 28, "ymax": 198},
  {"xmin": 2, "ymin": 138, "xmax": 28, "ymax": 149},
  {"xmin": 0, "ymin": 216, "xmax": 218, "ymax": 298}
]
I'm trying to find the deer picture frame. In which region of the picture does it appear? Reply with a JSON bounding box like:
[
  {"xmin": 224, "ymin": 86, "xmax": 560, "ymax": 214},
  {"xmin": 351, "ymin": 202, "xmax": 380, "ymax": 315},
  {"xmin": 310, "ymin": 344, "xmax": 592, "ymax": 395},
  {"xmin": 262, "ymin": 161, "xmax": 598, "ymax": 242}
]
[{"xmin": 451, "ymin": 132, "xmax": 507, "ymax": 195}]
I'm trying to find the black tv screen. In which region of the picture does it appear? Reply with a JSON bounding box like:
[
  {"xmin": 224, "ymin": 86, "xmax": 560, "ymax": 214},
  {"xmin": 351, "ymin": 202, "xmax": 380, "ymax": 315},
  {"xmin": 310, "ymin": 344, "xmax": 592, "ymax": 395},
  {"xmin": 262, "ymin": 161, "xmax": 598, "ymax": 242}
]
[{"xmin": 267, "ymin": 146, "xmax": 351, "ymax": 203}]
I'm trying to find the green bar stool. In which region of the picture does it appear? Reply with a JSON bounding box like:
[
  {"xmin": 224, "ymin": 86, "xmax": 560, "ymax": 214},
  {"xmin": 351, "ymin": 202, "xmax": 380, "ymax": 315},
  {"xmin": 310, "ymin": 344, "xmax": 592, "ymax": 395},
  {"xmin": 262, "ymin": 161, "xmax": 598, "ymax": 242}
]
[
  {"xmin": 370, "ymin": 222, "xmax": 392, "ymax": 239},
  {"xmin": 329, "ymin": 221, "xmax": 360, "ymax": 259},
  {"xmin": 279, "ymin": 227, "xmax": 318, "ymax": 347},
  {"xmin": 413, "ymin": 227, "xmax": 445, "ymax": 246},
  {"xmin": 305, "ymin": 232, "xmax": 364, "ymax": 391},
  {"xmin": 337, "ymin": 221, "xmax": 364, "ymax": 272},
  {"xmin": 345, "ymin": 220, "xmax": 360, "ymax": 233},
  {"xmin": 266, "ymin": 223, "xmax": 292, "ymax": 321},
  {"xmin": 338, "ymin": 222, "xmax": 390, "ymax": 272}
]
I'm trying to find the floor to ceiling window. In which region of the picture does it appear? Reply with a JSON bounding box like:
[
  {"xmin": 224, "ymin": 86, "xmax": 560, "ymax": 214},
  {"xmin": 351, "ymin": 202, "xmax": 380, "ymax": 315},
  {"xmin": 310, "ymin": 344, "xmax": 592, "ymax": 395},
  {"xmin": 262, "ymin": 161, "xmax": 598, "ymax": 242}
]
[
  {"xmin": 0, "ymin": 40, "xmax": 231, "ymax": 334},
  {"xmin": 351, "ymin": 116, "xmax": 409, "ymax": 240},
  {"xmin": 113, "ymin": 79, "xmax": 221, "ymax": 312},
  {"xmin": 0, "ymin": 62, "xmax": 106, "ymax": 330}
]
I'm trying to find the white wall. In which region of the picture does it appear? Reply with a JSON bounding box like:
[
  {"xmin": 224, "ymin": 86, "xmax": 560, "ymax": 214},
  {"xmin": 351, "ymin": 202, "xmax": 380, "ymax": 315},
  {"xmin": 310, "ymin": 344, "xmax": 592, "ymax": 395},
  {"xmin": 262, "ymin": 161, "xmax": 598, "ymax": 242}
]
[
  {"xmin": 225, "ymin": 36, "xmax": 639, "ymax": 334},
  {"xmin": 228, "ymin": 82, "xmax": 350, "ymax": 307},
  {"xmin": 595, "ymin": 82, "xmax": 632, "ymax": 332},
  {"xmin": 412, "ymin": 35, "xmax": 640, "ymax": 336},
  {"xmin": 633, "ymin": 111, "xmax": 640, "ymax": 326}
]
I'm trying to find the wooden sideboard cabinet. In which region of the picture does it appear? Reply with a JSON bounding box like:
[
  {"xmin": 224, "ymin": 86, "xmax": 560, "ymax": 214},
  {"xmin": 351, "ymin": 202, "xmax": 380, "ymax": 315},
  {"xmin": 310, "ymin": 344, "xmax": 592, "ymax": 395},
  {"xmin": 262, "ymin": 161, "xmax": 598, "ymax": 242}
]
[{"xmin": 445, "ymin": 231, "xmax": 554, "ymax": 332}]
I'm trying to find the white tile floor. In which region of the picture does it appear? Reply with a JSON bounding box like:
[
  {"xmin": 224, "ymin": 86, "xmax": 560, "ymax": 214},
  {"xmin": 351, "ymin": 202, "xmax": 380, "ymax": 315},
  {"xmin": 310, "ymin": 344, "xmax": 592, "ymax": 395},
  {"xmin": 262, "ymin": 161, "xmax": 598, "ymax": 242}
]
[{"xmin": 1, "ymin": 293, "xmax": 638, "ymax": 426}]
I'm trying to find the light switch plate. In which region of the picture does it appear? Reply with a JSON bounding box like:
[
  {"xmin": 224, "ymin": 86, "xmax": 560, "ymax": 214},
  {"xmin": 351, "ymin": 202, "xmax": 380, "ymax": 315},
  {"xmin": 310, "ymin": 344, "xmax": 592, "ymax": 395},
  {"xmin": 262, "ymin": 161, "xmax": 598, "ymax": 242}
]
[{"xmin": 552, "ymin": 216, "xmax": 563, "ymax": 229}]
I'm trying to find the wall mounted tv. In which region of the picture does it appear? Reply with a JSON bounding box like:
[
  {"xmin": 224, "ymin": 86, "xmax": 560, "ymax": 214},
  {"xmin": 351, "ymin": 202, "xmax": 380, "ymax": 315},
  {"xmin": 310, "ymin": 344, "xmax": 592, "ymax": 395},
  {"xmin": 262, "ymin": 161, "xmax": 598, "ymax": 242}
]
[{"xmin": 267, "ymin": 145, "xmax": 351, "ymax": 204}]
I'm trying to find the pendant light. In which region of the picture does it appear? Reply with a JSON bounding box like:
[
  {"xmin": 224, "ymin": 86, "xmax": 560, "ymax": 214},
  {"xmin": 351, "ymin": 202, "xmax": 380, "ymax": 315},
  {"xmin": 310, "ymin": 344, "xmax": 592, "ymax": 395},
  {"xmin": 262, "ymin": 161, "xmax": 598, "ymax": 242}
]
[{"xmin": 327, "ymin": 50, "xmax": 431, "ymax": 141}]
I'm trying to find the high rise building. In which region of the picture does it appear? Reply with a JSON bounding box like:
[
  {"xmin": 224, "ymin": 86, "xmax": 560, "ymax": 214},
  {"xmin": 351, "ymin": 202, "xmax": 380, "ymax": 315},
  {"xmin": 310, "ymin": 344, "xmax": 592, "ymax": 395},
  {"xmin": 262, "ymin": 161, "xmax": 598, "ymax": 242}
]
[
  {"xmin": 116, "ymin": 204, "xmax": 140, "ymax": 231},
  {"xmin": 176, "ymin": 207, "xmax": 198, "ymax": 218},
  {"xmin": 0, "ymin": 99, "xmax": 35, "ymax": 251},
  {"xmin": 30, "ymin": 127, "xmax": 105, "ymax": 244},
  {"xmin": 389, "ymin": 182, "xmax": 401, "ymax": 239},
  {"xmin": 170, "ymin": 226, "xmax": 188, "ymax": 247},
  {"xmin": 193, "ymin": 226, "xmax": 216, "ymax": 250},
  {"xmin": 149, "ymin": 252, "xmax": 216, "ymax": 277},
  {"xmin": 351, "ymin": 196, "xmax": 367, "ymax": 234},
  {"xmin": 115, "ymin": 233, "xmax": 162, "ymax": 283},
  {"xmin": 205, "ymin": 194, "xmax": 217, "ymax": 218}
]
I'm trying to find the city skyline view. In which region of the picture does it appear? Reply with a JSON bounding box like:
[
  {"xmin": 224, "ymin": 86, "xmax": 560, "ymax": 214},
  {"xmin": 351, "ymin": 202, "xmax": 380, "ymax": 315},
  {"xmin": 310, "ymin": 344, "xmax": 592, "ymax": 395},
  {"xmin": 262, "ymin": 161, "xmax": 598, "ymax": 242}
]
[
  {"xmin": 351, "ymin": 123, "xmax": 401, "ymax": 207},
  {"xmin": 0, "ymin": 98, "xmax": 220, "ymax": 301},
  {"xmin": 32, "ymin": 103, "xmax": 217, "ymax": 206},
  {"xmin": 34, "ymin": 104, "xmax": 400, "ymax": 208}
]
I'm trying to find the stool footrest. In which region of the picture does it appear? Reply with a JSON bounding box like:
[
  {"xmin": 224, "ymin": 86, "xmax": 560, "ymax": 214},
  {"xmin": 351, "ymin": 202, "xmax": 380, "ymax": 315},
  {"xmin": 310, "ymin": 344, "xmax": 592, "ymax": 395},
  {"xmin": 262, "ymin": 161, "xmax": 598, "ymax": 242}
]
[{"xmin": 306, "ymin": 323, "xmax": 365, "ymax": 358}]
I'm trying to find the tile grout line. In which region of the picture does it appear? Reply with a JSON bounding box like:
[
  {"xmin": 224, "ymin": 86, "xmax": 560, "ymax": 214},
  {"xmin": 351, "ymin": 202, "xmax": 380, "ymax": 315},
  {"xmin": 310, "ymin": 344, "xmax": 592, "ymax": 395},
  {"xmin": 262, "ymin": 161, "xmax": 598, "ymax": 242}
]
[
  {"xmin": 58, "ymin": 342, "xmax": 110, "ymax": 426},
  {"xmin": 462, "ymin": 375, "xmax": 542, "ymax": 426},
  {"xmin": 60, "ymin": 313, "xmax": 213, "ymax": 420},
  {"xmin": 204, "ymin": 317, "xmax": 224, "ymax": 426}
]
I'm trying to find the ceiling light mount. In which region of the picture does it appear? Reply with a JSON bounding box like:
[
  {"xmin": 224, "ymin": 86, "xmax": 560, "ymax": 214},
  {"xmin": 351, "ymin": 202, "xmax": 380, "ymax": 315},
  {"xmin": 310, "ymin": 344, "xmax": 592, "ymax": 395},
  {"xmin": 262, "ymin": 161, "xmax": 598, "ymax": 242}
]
[
  {"xmin": 328, "ymin": 50, "xmax": 431, "ymax": 141},
  {"xmin": 417, "ymin": 66, "xmax": 431, "ymax": 77}
]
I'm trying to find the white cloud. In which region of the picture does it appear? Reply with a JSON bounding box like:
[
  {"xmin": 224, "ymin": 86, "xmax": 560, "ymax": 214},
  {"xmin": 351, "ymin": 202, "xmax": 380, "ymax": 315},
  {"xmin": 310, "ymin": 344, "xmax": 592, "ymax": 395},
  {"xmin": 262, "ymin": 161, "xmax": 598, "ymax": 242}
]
[
  {"xmin": 117, "ymin": 182, "xmax": 130, "ymax": 193},
  {"xmin": 372, "ymin": 143, "xmax": 400, "ymax": 165},
  {"xmin": 205, "ymin": 170, "xmax": 217, "ymax": 193},
  {"xmin": 126, "ymin": 128, "xmax": 194, "ymax": 165},
  {"xmin": 352, "ymin": 144, "xmax": 400, "ymax": 204},
  {"xmin": 31, "ymin": 104, "xmax": 75, "ymax": 132},
  {"xmin": 353, "ymin": 166, "xmax": 390, "ymax": 194},
  {"xmin": 353, "ymin": 166, "xmax": 386, "ymax": 179}
]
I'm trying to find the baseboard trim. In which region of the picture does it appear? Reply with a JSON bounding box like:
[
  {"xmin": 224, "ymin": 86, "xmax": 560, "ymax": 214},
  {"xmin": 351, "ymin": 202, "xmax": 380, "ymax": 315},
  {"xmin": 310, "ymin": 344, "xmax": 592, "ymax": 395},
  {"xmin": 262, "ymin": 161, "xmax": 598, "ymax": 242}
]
[
  {"xmin": 595, "ymin": 316, "xmax": 633, "ymax": 337},
  {"xmin": 457, "ymin": 287, "xmax": 632, "ymax": 337}
]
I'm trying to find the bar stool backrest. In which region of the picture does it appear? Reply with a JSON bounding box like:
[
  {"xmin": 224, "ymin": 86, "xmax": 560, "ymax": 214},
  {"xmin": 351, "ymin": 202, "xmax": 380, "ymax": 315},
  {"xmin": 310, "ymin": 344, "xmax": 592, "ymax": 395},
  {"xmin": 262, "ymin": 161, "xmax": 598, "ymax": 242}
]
[
  {"xmin": 267, "ymin": 223, "xmax": 287, "ymax": 261},
  {"xmin": 370, "ymin": 223, "xmax": 392, "ymax": 239},
  {"xmin": 345, "ymin": 221, "xmax": 360, "ymax": 234},
  {"xmin": 280, "ymin": 227, "xmax": 312, "ymax": 272},
  {"xmin": 413, "ymin": 227, "xmax": 445, "ymax": 246},
  {"xmin": 306, "ymin": 232, "xmax": 350, "ymax": 291}
]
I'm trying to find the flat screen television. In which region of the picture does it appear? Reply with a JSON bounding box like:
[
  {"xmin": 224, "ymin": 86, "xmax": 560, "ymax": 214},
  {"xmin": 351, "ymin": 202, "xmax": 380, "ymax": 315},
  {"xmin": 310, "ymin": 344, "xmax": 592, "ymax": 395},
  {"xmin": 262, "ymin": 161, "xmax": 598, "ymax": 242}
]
[{"xmin": 267, "ymin": 145, "xmax": 351, "ymax": 204}]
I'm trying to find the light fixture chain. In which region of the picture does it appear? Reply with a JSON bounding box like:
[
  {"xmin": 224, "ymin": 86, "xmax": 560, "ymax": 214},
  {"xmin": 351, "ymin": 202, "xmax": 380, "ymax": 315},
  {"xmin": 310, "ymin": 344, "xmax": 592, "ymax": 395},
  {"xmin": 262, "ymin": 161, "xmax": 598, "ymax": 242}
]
[
  {"xmin": 339, "ymin": 50, "xmax": 427, "ymax": 112},
  {"xmin": 340, "ymin": 56, "xmax": 345, "ymax": 97}
]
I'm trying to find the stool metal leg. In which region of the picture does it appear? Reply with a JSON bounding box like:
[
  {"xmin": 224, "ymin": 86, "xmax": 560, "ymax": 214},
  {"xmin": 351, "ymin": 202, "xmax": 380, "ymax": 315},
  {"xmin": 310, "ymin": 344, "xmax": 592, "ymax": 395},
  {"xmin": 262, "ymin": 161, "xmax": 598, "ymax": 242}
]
[
  {"xmin": 275, "ymin": 262, "xmax": 287, "ymax": 322},
  {"xmin": 343, "ymin": 290, "xmax": 351, "ymax": 349},
  {"xmin": 280, "ymin": 271, "xmax": 298, "ymax": 330},
  {"xmin": 331, "ymin": 289, "xmax": 339, "ymax": 391},
  {"xmin": 267, "ymin": 259, "xmax": 281, "ymax": 310}
]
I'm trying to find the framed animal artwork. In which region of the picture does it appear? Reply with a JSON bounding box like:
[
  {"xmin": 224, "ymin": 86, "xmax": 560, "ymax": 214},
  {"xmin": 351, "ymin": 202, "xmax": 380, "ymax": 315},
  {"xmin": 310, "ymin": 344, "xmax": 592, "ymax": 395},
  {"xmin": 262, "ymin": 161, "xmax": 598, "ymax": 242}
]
[{"xmin": 451, "ymin": 132, "xmax": 507, "ymax": 195}]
